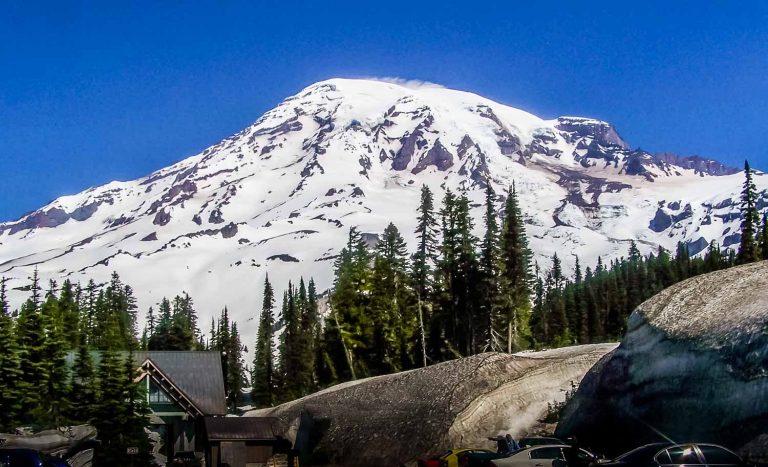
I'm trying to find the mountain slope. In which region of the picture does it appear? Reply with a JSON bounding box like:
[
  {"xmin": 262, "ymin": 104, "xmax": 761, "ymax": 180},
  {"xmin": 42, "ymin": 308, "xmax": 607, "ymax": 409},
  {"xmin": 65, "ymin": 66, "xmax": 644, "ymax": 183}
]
[{"xmin": 1, "ymin": 78, "xmax": 765, "ymax": 338}]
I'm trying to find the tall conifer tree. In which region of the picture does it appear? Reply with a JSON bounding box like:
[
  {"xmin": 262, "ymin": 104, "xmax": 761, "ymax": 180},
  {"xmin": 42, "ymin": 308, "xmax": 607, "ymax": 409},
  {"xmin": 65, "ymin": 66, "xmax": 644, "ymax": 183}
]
[
  {"xmin": 252, "ymin": 275, "xmax": 276, "ymax": 407},
  {"xmin": 0, "ymin": 277, "xmax": 21, "ymax": 430},
  {"xmin": 759, "ymin": 213, "xmax": 768, "ymax": 260},
  {"xmin": 478, "ymin": 183, "xmax": 500, "ymax": 352},
  {"xmin": 738, "ymin": 160, "xmax": 760, "ymax": 264},
  {"xmin": 497, "ymin": 183, "xmax": 532, "ymax": 352},
  {"xmin": 15, "ymin": 271, "xmax": 46, "ymax": 423},
  {"xmin": 39, "ymin": 293, "xmax": 69, "ymax": 426},
  {"xmin": 68, "ymin": 342, "xmax": 98, "ymax": 424}
]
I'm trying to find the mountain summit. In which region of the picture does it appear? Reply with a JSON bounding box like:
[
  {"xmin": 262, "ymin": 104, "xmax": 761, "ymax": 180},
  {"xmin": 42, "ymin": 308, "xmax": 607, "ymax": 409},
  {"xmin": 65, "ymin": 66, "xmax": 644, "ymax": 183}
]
[{"xmin": 0, "ymin": 78, "xmax": 764, "ymax": 333}]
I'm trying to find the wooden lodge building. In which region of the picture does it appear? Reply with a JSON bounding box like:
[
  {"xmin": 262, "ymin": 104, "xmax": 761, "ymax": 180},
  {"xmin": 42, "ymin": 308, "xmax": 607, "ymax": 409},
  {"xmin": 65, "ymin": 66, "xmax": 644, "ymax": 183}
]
[
  {"xmin": 133, "ymin": 351, "xmax": 228, "ymax": 460},
  {"xmin": 68, "ymin": 351, "xmax": 298, "ymax": 467}
]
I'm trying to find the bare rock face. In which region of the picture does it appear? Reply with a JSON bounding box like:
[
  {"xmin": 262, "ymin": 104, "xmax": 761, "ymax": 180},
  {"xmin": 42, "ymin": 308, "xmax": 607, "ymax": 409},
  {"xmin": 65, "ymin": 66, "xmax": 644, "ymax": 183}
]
[
  {"xmin": 655, "ymin": 153, "xmax": 739, "ymax": 176},
  {"xmin": 412, "ymin": 139, "xmax": 454, "ymax": 174},
  {"xmin": 556, "ymin": 261, "xmax": 768, "ymax": 462},
  {"xmin": 648, "ymin": 207, "xmax": 673, "ymax": 232},
  {"xmin": 555, "ymin": 117, "xmax": 628, "ymax": 149},
  {"xmin": 247, "ymin": 344, "xmax": 616, "ymax": 467}
]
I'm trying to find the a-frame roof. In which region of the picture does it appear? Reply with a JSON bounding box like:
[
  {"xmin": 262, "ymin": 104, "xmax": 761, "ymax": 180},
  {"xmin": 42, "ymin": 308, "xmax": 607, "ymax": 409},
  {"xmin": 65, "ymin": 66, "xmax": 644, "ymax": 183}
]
[
  {"xmin": 66, "ymin": 350, "xmax": 227, "ymax": 416},
  {"xmin": 135, "ymin": 351, "xmax": 227, "ymax": 416}
]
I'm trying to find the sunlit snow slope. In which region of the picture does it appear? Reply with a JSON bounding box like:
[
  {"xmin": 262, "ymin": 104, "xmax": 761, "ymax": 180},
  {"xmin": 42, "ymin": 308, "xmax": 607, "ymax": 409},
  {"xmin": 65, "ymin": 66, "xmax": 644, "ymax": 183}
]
[{"xmin": 1, "ymin": 78, "xmax": 766, "ymax": 338}]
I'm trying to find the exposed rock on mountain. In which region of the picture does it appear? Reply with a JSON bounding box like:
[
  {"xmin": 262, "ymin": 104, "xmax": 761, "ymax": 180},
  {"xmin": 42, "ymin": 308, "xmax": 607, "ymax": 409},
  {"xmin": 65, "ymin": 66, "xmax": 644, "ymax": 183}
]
[
  {"xmin": 247, "ymin": 344, "xmax": 616, "ymax": 467},
  {"xmin": 655, "ymin": 152, "xmax": 740, "ymax": 177},
  {"xmin": 556, "ymin": 117, "xmax": 628, "ymax": 149},
  {"xmin": 0, "ymin": 78, "xmax": 765, "ymax": 337},
  {"xmin": 556, "ymin": 261, "xmax": 768, "ymax": 462}
]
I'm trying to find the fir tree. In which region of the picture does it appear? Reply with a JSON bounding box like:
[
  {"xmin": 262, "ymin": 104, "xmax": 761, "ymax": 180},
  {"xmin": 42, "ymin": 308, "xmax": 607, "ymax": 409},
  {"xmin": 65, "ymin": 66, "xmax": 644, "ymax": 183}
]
[
  {"xmin": 530, "ymin": 263, "xmax": 545, "ymax": 345},
  {"xmin": 675, "ymin": 241, "xmax": 691, "ymax": 280},
  {"xmin": 93, "ymin": 349, "xmax": 126, "ymax": 465},
  {"xmin": 369, "ymin": 223, "xmax": 416, "ymax": 374},
  {"xmin": 738, "ymin": 160, "xmax": 760, "ymax": 264},
  {"xmin": 148, "ymin": 298, "xmax": 173, "ymax": 350},
  {"xmin": 328, "ymin": 227, "xmax": 372, "ymax": 379},
  {"xmin": 412, "ymin": 185, "xmax": 439, "ymax": 299},
  {"xmin": 92, "ymin": 348, "xmax": 153, "ymax": 466},
  {"xmin": 429, "ymin": 188, "xmax": 459, "ymax": 361},
  {"xmin": 58, "ymin": 279, "xmax": 81, "ymax": 349},
  {"xmin": 82, "ymin": 279, "xmax": 98, "ymax": 346},
  {"xmin": 122, "ymin": 349, "xmax": 154, "ymax": 466},
  {"xmin": 759, "ymin": 213, "xmax": 768, "ymax": 260},
  {"xmin": 497, "ymin": 183, "xmax": 532, "ymax": 352},
  {"xmin": 412, "ymin": 185, "xmax": 438, "ymax": 366},
  {"xmin": 39, "ymin": 293, "xmax": 70, "ymax": 426},
  {"xmin": 252, "ymin": 275, "xmax": 276, "ymax": 407},
  {"xmin": 209, "ymin": 307, "xmax": 245, "ymax": 411},
  {"xmin": 306, "ymin": 278, "xmax": 322, "ymax": 387},
  {"xmin": 30, "ymin": 267, "xmax": 42, "ymax": 310},
  {"xmin": 478, "ymin": 183, "xmax": 500, "ymax": 352},
  {"xmin": 705, "ymin": 240, "xmax": 724, "ymax": 272},
  {"xmin": 545, "ymin": 271, "xmax": 569, "ymax": 345},
  {"xmin": 67, "ymin": 343, "xmax": 98, "ymax": 424},
  {"xmin": 226, "ymin": 321, "xmax": 245, "ymax": 411},
  {"xmin": 277, "ymin": 280, "xmax": 314, "ymax": 399},
  {"xmin": 0, "ymin": 277, "xmax": 21, "ymax": 430},
  {"xmin": 166, "ymin": 293, "xmax": 199, "ymax": 350},
  {"xmin": 278, "ymin": 282, "xmax": 299, "ymax": 397},
  {"xmin": 453, "ymin": 192, "xmax": 482, "ymax": 355},
  {"xmin": 295, "ymin": 278, "xmax": 317, "ymax": 393},
  {"xmin": 570, "ymin": 256, "xmax": 589, "ymax": 344},
  {"xmin": 15, "ymin": 273, "xmax": 47, "ymax": 423}
]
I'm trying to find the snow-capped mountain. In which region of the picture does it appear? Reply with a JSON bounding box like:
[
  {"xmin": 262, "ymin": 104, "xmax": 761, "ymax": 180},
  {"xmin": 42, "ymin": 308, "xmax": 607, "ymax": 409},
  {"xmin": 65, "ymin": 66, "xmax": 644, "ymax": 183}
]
[{"xmin": 1, "ymin": 78, "xmax": 765, "ymax": 336}]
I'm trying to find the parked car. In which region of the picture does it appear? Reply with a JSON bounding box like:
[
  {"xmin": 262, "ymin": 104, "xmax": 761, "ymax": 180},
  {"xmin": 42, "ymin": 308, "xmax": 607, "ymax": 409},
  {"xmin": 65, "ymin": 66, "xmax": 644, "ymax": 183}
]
[
  {"xmin": 418, "ymin": 448, "xmax": 497, "ymax": 467},
  {"xmin": 599, "ymin": 443, "xmax": 748, "ymax": 467},
  {"xmin": 0, "ymin": 448, "xmax": 72, "ymax": 467},
  {"xmin": 489, "ymin": 445, "xmax": 598, "ymax": 467},
  {"xmin": 519, "ymin": 438, "xmax": 566, "ymax": 449},
  {"xmin": 172, "ymin": 450, "xmax": 203, "ymax": 466}
]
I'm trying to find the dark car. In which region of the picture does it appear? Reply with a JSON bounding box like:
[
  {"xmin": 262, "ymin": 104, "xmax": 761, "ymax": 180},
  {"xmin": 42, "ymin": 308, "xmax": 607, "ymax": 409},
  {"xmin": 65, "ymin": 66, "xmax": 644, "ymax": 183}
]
[
  {"xmin": 0, "ymin": 448, "xmax": 71, "ymax": 467},
  {"xmin": 172, "ymin": 450, "xmax": 203, "ymax": 466},
  {"xmin": 600, "ymin": 443, "xmax": 747, "ymax": 467},
  {"xmin": 519, "ymin": 438, "xmax": 566, "ymax": 449}
]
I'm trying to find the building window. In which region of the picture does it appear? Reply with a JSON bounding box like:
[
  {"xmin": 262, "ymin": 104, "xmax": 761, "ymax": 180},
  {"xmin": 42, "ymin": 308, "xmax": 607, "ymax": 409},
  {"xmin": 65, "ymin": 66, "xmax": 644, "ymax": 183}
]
[{"xmin": 149, "ymin": 380, "xmax": 173, "ymax": 404}]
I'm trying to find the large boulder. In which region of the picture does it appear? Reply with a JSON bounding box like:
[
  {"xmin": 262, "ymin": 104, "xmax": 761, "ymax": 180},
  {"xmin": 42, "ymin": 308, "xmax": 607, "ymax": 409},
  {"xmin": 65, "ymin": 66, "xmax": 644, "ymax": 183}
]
[
  {"xmin": 556, "ymin": 261, "xmax": 768, "ymax": 462},
  {"xmin": 0, "ymin": 425, "xmax": 98, "ymax": 467},
  {"xmin": 247, "ymin": 344, "xmax": 616, "ymax": 466}
]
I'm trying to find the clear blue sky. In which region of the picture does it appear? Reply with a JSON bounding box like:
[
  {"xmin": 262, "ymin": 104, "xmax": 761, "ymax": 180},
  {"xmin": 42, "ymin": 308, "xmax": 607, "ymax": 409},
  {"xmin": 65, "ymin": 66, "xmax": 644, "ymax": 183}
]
[{"xmin": 1, "ymin": 1, "xmax": 767, "ymax": 221}]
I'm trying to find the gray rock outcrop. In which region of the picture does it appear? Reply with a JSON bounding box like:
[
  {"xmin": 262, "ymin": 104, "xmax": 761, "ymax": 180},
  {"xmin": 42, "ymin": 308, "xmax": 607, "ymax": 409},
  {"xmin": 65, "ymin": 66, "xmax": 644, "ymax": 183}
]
[
  {"xmin": 556, "ymin": 261, "xmax": 768, "ymax": 462},
  {"xmin": 247, "ymin": 344, "xmax": 616, "ymax": 467},
  {"xmin": 0, "ymin": 425, "xmax": 97, "ymax": 467}
]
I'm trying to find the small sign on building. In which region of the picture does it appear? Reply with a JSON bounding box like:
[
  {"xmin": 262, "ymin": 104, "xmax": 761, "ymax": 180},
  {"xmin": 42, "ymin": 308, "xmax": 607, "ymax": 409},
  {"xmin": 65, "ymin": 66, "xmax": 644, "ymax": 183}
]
[{"xmin": 126, "ymin": 447, "xmax": 139, "ymax": 455}]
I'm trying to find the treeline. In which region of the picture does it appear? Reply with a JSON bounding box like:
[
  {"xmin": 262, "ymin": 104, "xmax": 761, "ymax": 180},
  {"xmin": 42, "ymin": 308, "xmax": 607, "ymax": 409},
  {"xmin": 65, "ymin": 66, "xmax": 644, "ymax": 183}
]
[
  {"xmin": 247, "ymin": 161, "xmax": 768, "ymax": 405},
  {"xmin": 534, "ymin": 165, "xmax": 764, "ymax": 345},
  {"xmin": 249, "ymin": 183, "xmax": 537, "ymax": 406},
  {"xmin": 0, "ymin": 270, "xmax": 250, "ymax": 465},
  {"xmin": 0, "ymin": 272, "xmax": 153, "ymax": 465},
  {"xmin": 530, "ymin": 241, "xmax": 737, "ymax": 345}
]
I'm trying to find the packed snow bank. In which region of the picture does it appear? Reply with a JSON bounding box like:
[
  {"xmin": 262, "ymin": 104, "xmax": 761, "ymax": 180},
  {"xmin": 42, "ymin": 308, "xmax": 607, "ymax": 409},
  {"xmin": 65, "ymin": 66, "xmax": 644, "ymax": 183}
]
[
  {"xmin": 245, "ymin": 344, "xmax": 616, "ymax": 466},
  {"xmin": 557, "ymin": 260, "xmax": 768, "ymax": 461}
]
